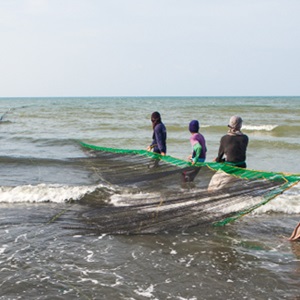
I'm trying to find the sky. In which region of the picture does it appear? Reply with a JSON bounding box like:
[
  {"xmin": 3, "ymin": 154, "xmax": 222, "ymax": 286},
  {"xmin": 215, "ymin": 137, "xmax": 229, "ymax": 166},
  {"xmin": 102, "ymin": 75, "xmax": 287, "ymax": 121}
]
[{"xmin": 0, "ymin": 0, "xmax": 299, "ymax": 97}]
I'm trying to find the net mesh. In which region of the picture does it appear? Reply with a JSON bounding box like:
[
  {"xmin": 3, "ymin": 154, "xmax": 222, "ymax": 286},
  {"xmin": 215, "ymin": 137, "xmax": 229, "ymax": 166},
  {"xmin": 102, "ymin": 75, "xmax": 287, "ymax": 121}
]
[{"xmin": 74, "ymin": 142, "xmax": 300, "ymax": 234}]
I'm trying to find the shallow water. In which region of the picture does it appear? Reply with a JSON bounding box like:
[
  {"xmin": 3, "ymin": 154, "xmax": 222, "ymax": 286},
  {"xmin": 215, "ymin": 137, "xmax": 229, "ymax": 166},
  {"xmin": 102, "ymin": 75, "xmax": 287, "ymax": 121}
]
[{"xmin": 0, "ymin": 97, "xmax": 299, "ymax": 299}]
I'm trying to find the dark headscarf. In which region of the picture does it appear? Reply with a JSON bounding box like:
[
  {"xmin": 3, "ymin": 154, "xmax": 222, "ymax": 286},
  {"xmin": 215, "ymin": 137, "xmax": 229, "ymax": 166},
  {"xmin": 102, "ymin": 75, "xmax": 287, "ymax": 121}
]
[
  {"xmin": 151, "ymin": 111, "xmax": 162, "ymax": 129},
  {"xmin": 189, "ymin": 120, "xmax": 199, "ymax": 133}
]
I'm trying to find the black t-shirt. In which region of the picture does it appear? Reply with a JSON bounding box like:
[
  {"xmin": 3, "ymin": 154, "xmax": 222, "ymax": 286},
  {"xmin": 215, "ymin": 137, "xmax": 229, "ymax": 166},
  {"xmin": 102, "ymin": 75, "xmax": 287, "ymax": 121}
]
[{"xmin": 216, "ymin": 134, "xmax": 249, "ymax": 164}]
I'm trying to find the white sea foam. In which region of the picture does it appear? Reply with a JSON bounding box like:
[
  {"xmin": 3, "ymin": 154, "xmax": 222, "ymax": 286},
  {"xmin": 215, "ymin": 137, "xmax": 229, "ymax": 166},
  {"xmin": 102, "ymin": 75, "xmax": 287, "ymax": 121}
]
[
  {"xmin": 254, "ymin": 182, "xmax": 300, "ymax": 214},
  {"xmin": 0, "ymin": 246, "xmax": 7, "ymax": 255},
  {"xmin": 134, "ymin": 284, "xmax": 156, "ymax": 298},
  {"xmin": 243, "ymin": 125, "xmax": 278, "ymax": 131},
  {"xmin": 0, "ymin": 184, "xmax": 101, "ymax": 203},
  {"xmin": 110, "ymin": 192, "xmax": 161, "ymax": 206}
]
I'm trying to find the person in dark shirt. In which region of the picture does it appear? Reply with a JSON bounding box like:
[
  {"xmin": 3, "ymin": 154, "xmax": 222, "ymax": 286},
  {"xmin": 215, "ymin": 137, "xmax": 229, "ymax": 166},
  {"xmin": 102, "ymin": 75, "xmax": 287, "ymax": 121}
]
[
  {"xmin": 147, "ymin": 111, "xmax": 167, "ymax": 155},
  {"xmin": 215, "ymin": 115, "xmax": 249, "ymax": 168}
]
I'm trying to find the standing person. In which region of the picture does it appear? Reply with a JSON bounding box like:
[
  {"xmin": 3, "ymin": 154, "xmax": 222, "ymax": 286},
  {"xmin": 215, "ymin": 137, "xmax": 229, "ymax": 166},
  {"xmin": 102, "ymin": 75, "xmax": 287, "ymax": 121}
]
[
  {"xmin": 147, "ymin": 111, "xmax": 167, "ymax": 155},
  {"xmin": 208, "ymin": 116, "xmax": 248, "ymax": 191},
  {"xmin": 188, "ymin": 120, "xmax": 207, "ymax": 164},
  {"xmin": 215, "ymin": 115, "xmax": 248, "ymax": 168},
  {"xmin": 182, "ymin": 120, "xmax": 207, "ymax": 183}
]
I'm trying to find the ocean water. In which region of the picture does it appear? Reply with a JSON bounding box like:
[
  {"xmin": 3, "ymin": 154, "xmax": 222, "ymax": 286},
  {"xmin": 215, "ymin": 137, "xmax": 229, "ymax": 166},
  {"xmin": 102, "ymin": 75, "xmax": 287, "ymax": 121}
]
[{"xmin": 0, "ymin": 96, "xmax": 299, "ymax": 299}]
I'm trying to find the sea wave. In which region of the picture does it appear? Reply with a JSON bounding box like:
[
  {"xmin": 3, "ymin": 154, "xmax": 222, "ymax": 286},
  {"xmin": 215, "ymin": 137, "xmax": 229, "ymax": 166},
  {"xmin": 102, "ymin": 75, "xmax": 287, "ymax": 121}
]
[
  {"xmin": 243, "ymin": 125, "xmax": 278, "ymax": 131},
  {"xmin": 254, "ymin": 182, "xmax": 300, "ymax": 214},
  {"xmin": 0, "ymin": 184, "xmax": 105, "ymax": 203}
]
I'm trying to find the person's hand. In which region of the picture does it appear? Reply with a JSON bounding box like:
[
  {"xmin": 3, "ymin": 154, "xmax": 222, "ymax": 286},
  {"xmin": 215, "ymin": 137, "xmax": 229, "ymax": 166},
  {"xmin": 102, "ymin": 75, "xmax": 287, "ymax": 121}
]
[
  {"xmin": 213, "ymin": 157, "xmax": 217, "ymax": 162},
  {"xmin": 147, "ymin": 146, "xmax": 151, "ymax": 151},
  {"xmin": 161, "ymin": 152, "xmax": 166, "ymax": 156}
]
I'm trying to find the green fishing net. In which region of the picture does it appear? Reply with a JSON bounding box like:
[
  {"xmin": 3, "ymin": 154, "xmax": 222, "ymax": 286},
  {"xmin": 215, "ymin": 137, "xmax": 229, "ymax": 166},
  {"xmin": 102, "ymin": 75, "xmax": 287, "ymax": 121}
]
[{"xmin": 74, "ymin": 142, "xmax": 300, "ymax": 234}]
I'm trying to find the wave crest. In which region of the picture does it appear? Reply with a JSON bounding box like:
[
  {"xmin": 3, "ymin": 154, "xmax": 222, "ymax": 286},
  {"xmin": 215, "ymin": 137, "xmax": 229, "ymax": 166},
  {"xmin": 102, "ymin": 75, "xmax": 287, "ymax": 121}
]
[
  {"xmin": 0, "ymin": 184, "xmax": 104, "ymax": 203},
  {"xmin": 243, "ymin": 125, "xmax": 278, "ymax": 131}
]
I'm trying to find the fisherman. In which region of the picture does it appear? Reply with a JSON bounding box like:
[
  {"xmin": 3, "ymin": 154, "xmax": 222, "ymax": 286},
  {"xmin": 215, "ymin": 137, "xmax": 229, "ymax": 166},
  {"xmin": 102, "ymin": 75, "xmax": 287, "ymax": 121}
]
[
  {"xmin": 187, "ymin": 120, "xmax": 207, "ymax": 164},
  {"xmin": 214, "ymin": 115, "xmax": 249, "ymax": 168},
  {"xmin": 147, "ymin": 111, "xmax": 167, "ymax": 156},
  {"xmin": 182, "ymin": 119, "xmax": 207, "ymax": 182},
  {"xmin": 208, "ymin": 116, "xmax": 248, "ymax": 191}
]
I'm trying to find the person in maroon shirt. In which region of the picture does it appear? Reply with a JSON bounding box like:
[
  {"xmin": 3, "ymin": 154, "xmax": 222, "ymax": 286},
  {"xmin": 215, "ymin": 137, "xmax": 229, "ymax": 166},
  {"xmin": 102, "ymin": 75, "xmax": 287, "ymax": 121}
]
[{"xmin": 215, "ymin": 115, "xmax": 249, "ymax": 168}]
